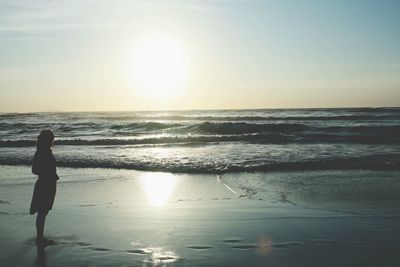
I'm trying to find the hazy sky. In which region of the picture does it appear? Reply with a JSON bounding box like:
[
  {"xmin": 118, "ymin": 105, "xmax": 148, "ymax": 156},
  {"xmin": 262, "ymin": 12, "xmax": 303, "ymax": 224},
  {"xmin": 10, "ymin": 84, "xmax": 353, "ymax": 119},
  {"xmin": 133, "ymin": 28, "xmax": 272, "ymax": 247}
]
[{"xmin": 1, "ymin": 0, "xmax": 399, "ymax": 112}]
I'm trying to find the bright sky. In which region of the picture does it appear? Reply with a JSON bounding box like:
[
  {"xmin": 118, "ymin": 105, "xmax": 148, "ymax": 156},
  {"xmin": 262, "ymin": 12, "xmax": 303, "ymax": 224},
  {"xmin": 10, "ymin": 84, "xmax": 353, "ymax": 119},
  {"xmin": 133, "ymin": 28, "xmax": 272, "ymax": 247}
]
[{"xmin": 0, "ymin": 0, "xmax": 399, "ymax": 112}]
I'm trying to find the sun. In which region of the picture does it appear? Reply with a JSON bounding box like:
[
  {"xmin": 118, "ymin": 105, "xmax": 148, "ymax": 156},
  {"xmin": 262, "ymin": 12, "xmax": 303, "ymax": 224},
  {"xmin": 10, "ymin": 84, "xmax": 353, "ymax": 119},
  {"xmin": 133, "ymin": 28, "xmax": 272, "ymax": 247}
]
[{"xmin": 131, "ymin": 35, "xmax": 186, "ymax": 99}]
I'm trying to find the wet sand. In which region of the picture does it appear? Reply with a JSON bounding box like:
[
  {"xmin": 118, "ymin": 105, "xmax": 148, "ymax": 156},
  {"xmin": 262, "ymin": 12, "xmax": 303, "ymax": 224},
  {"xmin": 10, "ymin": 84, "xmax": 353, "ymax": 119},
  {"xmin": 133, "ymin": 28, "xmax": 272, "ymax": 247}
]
[{"xmin": 1, "ymin": 166, "xmax": 400, "ymax": 266}]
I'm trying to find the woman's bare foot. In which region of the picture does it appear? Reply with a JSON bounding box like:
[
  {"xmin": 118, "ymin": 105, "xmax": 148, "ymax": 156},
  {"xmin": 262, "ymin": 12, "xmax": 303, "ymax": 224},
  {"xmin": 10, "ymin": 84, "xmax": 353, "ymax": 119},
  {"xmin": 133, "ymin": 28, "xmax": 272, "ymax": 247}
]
[{"xmin": 36, "ymin": 237, "xmax": 55, "ymax": 249}]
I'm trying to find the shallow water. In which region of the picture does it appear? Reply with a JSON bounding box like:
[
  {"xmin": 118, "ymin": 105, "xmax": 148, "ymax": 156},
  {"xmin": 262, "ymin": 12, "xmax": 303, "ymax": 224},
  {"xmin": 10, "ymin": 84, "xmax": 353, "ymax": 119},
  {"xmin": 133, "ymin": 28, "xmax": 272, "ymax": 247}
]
[
  {"xmin": 1, "ymin": 166, "xmax": 399, "ymax": 267},
  {"xmin": 1, "ymin": 166, "xmax": 399, "ymax": 216}
]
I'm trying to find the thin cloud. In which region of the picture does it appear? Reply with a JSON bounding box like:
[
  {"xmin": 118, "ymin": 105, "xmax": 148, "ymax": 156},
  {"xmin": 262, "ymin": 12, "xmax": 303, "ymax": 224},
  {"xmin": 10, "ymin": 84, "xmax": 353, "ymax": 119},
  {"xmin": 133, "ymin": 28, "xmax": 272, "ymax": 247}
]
[
  {"xmin": 0, "ymin": 0, "xmax": 147, "ymax": 35},
  {"xmin": 0, "ymin": 0, "xmax": 260, "ymax": 34}
]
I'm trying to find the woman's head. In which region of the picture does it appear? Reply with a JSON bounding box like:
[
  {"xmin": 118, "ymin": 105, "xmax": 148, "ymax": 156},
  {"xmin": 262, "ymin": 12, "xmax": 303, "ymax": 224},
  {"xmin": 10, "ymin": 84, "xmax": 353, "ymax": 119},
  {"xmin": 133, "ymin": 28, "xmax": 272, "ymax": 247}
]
[{"xmin": 37, "ymin": 129, "xmax": 54, "ymax": 151}]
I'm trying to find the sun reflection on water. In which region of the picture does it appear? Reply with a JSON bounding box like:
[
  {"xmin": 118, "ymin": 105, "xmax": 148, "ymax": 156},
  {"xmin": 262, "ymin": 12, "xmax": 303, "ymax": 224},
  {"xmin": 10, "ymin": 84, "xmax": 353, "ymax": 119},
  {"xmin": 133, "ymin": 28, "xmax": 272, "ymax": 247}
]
[{"xmin": 139, "ymin": 173, "xmax": 177, "ymax": 207}]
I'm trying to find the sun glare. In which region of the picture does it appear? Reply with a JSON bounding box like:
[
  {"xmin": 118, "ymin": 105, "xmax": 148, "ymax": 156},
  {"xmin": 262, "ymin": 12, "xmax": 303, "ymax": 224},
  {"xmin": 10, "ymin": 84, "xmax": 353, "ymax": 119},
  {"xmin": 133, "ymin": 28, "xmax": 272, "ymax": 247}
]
[
  {"xmin": 131, "ymin": 35, "xmax": 186, "ymax": 99},
  {"xmin": 139, "ymin": 172, "xmax": 177, "ymax": 207}
]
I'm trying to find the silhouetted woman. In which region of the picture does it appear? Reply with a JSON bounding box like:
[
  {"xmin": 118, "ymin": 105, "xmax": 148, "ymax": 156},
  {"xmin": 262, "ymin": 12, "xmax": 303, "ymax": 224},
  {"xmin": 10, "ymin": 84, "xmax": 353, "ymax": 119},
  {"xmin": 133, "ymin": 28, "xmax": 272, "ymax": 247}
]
[{"xmin": 30, "ymin": 129, "xmax": 59, "ymax": 248}]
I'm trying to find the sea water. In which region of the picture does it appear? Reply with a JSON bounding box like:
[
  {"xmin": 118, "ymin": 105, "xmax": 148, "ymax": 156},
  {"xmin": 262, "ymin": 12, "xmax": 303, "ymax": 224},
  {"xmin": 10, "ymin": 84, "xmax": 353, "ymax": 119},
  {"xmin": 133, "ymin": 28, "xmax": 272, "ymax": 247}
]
[{"xmin": 0, "ymin": 108, "xmax": 399, "ymax": 173}]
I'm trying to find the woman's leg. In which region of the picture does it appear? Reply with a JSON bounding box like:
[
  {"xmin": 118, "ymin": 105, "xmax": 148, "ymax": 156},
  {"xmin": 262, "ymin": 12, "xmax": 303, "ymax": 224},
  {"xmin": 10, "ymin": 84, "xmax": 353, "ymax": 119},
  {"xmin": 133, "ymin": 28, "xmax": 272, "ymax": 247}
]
[{"xmin": 36, "ymin": 210, "xmax": 48, "ymax": 242}]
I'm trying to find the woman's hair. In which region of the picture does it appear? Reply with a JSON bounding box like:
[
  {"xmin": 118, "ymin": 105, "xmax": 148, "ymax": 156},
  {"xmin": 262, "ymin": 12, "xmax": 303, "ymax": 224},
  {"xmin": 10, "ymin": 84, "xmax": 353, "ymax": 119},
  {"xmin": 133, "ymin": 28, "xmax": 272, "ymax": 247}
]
[{"xmin": 36, "ymin": 129, "xmax": 54, "ymax": 151}]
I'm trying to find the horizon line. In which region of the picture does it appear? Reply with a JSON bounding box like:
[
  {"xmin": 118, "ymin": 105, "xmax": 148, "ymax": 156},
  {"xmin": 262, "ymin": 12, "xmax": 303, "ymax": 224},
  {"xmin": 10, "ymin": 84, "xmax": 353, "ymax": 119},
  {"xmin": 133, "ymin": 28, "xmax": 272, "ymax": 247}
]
[{"xmin": 1, "ymin": 105, "xmax": 399, "ymax": 114}]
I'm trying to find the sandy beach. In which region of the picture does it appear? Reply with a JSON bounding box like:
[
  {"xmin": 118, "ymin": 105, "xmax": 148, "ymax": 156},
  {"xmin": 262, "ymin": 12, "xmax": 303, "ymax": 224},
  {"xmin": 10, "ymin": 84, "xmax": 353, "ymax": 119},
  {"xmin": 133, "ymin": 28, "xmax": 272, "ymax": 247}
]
[{"xmin": 1, "ymin": 166, "xmax": 399, "ymax": 267}]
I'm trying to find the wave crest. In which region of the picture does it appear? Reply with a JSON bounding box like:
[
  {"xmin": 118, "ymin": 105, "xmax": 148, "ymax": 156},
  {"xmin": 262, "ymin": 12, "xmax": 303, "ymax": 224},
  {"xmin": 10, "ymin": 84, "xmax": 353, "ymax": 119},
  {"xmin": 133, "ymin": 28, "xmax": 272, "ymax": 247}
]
[{"xmin": 1, "ymin": 154, "xmax": 399, "ymax": 173}]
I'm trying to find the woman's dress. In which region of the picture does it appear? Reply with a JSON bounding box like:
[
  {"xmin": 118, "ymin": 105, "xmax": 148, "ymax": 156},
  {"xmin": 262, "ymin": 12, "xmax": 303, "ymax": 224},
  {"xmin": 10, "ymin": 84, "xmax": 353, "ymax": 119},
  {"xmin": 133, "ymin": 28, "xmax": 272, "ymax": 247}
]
[{"xmin": 30, "ymin": 150, "xmax": 59, "ymax": 214}]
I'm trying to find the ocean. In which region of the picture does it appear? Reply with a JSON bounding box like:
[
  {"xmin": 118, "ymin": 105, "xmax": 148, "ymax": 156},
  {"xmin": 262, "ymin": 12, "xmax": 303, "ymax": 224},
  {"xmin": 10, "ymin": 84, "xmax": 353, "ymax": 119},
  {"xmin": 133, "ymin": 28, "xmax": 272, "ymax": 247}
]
[
  {"xmin": 0, "ymin": 108, "xmax": 399, "ymax": 174},
  {"xmin": 1, "ymin": 108, "xmax": 400, "ymax": 267}
]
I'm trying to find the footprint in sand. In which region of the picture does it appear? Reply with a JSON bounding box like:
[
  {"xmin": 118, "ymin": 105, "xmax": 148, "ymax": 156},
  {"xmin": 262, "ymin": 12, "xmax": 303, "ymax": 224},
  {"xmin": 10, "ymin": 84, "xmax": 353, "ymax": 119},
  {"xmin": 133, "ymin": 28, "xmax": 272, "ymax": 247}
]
[
  {"xmin": 231, "ymin": 244, "xmax": 259, "ymax": 249},
  {"xmin": 222, "ymin": 239, "xmax": 243, "ymax": 244},
  {"xmin": 156, "ymin": 256, "xmax": 178, "ymax": 262},
  {"xmin": 186, "ymin": 245, "xmax": 213, "ymax": 250},
  {"xmin": 232, "ymin": 242, "xmax": 302, "ymax": 250},
  {"xmin": 89, "ymin": 247, "xmax": 112, "ymax": 252},
  {"xmin": 126, "ymin": 249, "xmax": 153, "ymax": 255},
  {"xmin": 75, "ymin": 241, "xmax": 92, "ymax": 246}
]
